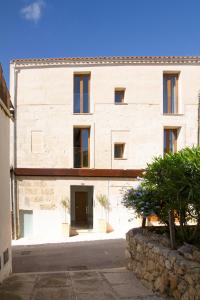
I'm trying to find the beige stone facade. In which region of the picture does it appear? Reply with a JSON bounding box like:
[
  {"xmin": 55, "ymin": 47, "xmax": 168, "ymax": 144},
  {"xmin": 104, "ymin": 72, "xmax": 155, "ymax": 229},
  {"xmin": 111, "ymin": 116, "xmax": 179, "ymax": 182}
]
[
  {"xmin": 0, "ymin": 66, "xmax": 12, "ymax": 282},
  {"xmin": 10, "ymin": 56, "xmax": 200, "ymax": 239}
]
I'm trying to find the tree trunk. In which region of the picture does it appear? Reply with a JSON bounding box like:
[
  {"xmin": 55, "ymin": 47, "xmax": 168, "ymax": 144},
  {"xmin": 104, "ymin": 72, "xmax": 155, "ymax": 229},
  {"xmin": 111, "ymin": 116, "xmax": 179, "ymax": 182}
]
[
  {"xmin": 142, "ymin": 217, "xmax": 146, "ymax": 228},
  {"xmin": 169, "ymin": 209, "xmax": 176, "ymax": 249}
]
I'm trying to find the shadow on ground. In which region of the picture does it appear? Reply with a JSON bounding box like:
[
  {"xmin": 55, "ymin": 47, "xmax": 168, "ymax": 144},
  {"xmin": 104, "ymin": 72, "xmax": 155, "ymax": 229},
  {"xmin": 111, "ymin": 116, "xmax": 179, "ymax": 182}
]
[{"xmin": 12, "ymin": 238, "xmax": 126, "ymax": 273}]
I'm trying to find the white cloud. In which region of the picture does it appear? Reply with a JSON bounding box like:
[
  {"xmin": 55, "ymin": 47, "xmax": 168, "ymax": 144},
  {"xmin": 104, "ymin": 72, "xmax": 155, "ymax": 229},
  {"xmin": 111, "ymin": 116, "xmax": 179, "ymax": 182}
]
[{"xmin": 21, "ymin": 1, "xmax": 45, "ymax": 23}]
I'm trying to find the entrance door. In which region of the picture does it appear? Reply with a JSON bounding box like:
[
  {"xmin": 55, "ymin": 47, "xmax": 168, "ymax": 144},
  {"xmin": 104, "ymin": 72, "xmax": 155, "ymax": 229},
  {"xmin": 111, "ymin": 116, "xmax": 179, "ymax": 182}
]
[{"xmin": 75, "ymin": 192, "xmax": 88, "ymax": 227}]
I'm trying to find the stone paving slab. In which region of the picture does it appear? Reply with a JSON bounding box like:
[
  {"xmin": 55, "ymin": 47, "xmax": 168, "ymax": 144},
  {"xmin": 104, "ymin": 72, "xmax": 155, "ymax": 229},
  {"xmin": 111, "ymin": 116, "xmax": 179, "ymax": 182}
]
[{"xmin": 0, "ymin": 268, "xmax": 164, "ymax": 300}]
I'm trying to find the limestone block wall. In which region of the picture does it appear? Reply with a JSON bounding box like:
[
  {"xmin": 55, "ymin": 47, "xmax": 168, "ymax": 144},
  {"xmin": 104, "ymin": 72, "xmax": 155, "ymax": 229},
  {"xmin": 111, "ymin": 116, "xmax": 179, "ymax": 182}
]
[
  {"xmin": 10, "ymin": 62, "xmax": 199, "ymax": 169},
  {"xmin": 0, "ymin": 107, "xmax": 12, "ymax": 282},
  {"xmin": 126, "ymin": 228, "xmax": 200, "ymax": 300},
  {"xmin": 17, "ymin": 177, "xmax": 141, "ymax": 239}
]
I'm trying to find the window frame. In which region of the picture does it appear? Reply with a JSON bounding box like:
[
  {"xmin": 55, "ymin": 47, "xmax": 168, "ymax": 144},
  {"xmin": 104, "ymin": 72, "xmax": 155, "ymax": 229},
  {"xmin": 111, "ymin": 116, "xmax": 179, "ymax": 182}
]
[
  {"xmin": 164, "ymin": 128, "xmax": 178, "ymax": 155},
  {"xmin": 114, "ymin": 88, "xmax": 125, "ymax": 104},
  {"xmin": 73, "ymin": 74, "xmax": 90, "ymax": 114},
  {"xmin": 73, "ymin": 127, "xmax": 90, "ymax": 168},
  {"xmin": 114, "ymin": 143, "xmax": 125, "ymax": 159},
  {"xmin": 163, "ymin": 73, "xmax": 179, "ymax": 114}
]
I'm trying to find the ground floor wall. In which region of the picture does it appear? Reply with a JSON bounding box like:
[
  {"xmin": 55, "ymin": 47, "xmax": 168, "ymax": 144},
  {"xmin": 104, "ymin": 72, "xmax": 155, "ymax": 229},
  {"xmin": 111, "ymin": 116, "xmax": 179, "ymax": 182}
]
[
  {"xmin": 16, "ymin": 176, "xmax": 141, "ymax": 239},
  {"xmin": 0, "ymin": 109, "xmax": 12, "ymax": 282}
]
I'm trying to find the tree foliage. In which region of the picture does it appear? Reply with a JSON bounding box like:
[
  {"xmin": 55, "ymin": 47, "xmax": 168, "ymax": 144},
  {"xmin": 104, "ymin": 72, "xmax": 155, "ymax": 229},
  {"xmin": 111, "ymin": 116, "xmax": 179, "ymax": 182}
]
[{"xmin": 122, "ymin": 147, "xmax": 200, "ymax": 245}]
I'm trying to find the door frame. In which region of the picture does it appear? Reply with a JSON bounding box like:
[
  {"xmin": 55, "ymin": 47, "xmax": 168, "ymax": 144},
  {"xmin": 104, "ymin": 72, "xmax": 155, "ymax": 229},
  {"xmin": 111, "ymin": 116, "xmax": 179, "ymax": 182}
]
[{"xmin": 70, "ymin": 185, "xmax": 93, "ymax": 229}]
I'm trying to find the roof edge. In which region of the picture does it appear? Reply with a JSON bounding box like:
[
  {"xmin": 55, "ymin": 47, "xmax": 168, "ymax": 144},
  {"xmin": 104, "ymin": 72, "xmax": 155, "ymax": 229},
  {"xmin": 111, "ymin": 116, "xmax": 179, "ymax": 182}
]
[{"xmin": 11, "ymin": 55, "xmax": 200, "ymax": 66}]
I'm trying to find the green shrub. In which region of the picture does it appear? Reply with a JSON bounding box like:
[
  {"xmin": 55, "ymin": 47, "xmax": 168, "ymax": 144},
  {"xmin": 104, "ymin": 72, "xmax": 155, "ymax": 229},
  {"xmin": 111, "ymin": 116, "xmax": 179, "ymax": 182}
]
[{"xmin": 122, "ymin": 147, "xmax": 200, "ymax": 247}]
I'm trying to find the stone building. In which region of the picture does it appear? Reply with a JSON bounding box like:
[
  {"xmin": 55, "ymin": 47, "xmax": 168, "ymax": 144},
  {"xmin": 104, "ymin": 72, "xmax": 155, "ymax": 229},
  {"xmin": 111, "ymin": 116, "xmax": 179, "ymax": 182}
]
[
  {"xmin": 0, "ymin": 65, "xmax": 13, "ymax": 281},
  {"xmin": 10, "ymin": 56, "xmax": 199, "ymax": 239}
]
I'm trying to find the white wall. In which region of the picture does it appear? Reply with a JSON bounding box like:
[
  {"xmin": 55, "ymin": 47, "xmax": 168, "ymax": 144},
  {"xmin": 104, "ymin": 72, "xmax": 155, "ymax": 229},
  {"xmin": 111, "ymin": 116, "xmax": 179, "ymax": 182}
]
[
  {"xmin": 10, "ymin": 60, "xmax": 200, "ymax": 237},
  {"xmin": 0, "ymin": 105, "xmax": 12, "ymax": 282},
  {"xmin": 11, "ymin": 63, "xmax": 199, "ymax": 169},
  {"xmin": 17, "ymin": 177, "xmax": 140, "ymax": 239}
]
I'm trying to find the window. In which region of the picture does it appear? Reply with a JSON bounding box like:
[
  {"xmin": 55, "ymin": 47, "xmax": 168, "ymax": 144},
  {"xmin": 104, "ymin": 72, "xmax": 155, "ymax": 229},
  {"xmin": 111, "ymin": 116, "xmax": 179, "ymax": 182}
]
[
  {"xmin": 74, "ymin": 74, "xmax": 90, "ymax": 113},
  {"xmin": 114, "ymin": 143, "xmax": 125, "ymax": 159},
  {"xmin": 74, "ymin": 128, "xmax": 90, "ymax": 168},
  {"xmin": 163, "ymin": 74, "xmax": 178, "ymax": 114},
  {"xmin": 115, "ymin": 89, "xmax": 125, "ymax": 104},
  {"xmin": 164, "ymin": 129, "xmax": 177, "ymax": 154}
]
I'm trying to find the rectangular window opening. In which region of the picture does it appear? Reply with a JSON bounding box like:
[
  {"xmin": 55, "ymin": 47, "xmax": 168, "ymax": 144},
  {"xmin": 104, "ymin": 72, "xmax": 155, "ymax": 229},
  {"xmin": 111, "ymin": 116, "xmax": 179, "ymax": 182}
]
[
  {"xmin": 74, "ymin": 74, "xmax": 90, "ymax": 113},
  {"xmin": 163, "ymin": 73, "xmax": 178, "ymax": 114},
  {"xmin": 114, "ymin": 143, "xmax": 125, "ymax": 159},
  {"xmin": 164, "ymin": 128, "xmax": 178, "ymax": 155},
  {"xmin": 115, "ymin": 89, "xmax": 125, "ymax": 104},
  {"xmin": 74, "ymin": 127, "xmax": 90, "ymax": 168}
]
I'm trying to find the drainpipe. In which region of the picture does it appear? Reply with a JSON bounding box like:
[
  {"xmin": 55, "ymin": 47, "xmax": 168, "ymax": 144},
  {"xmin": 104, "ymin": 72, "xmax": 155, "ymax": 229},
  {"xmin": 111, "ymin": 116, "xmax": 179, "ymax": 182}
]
[
  {"xmin": 12, "ymin": 64, "xmax": 19, "ymax": 239},
  {"xmin": 10, "ymin": 167, "xmax": 16, "ymax": 239}
]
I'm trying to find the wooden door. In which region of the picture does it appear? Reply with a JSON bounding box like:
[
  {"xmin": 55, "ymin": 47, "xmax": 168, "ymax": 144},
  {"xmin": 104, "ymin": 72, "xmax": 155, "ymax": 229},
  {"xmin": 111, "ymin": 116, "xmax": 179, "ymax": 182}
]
[{"xmin": 75, "ymin": 192, "xmax": 88, "ymax": 226}]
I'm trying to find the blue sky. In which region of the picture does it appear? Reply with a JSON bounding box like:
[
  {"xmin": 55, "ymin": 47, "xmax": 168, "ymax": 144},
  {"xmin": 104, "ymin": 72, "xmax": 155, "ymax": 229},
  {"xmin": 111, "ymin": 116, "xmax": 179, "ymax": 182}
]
[{"xmin": 1, "ymin": 0, "xmax": 200, "ymax": 84}]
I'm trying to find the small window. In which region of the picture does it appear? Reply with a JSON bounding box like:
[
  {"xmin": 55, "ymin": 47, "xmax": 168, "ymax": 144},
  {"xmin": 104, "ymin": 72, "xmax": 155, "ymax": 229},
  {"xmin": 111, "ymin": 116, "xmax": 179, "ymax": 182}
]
[
  {"xmin": 163, "ymin": 73, "xmax": 178, "ymax": 114},
  {"xmin": 115, "ymin": 89, "xmax": 125, "ymax": 104},
  {"xmin": 164, "ymin": 128, "xmax": 177, "ymax": 154},
  {"xmin": 74, "ymin": 74, "xmax": 90, "ymax": 113},
  {"xmin": 114, "ymin": 143, "xmax": 125, "ymax": 159}
]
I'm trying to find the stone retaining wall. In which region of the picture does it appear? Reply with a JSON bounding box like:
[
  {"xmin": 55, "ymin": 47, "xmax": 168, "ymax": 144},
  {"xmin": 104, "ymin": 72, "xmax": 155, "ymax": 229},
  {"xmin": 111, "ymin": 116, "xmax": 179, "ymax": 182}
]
[{"xmin": 126, "ymin": 228, "xmax": 200, "ymax": 300}]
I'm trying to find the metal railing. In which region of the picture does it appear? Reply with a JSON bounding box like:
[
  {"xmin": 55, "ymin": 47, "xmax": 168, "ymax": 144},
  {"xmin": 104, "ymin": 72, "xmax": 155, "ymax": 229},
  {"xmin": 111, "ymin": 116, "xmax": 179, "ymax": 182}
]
[{"xmin": 74, "ymin": 147, "xmax": 89, "ymax": 168}]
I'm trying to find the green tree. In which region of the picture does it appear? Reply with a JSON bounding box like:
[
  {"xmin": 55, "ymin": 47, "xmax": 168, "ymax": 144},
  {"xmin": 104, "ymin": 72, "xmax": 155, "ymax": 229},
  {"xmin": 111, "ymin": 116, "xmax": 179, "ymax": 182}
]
[
  {"xmin": 122, "ymin": 147, "xmax": 200, "ymax": 248},
  {"xmin": 143, "ymin": 147, "xmax": 200, "ymax": 246}
]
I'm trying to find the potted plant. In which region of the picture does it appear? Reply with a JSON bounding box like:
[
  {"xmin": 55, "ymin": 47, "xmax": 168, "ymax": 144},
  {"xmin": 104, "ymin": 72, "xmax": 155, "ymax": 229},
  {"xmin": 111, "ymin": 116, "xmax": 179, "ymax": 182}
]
[
  {"xmin": 60, "ymin": 197, "xmax": 70, "ymax": 237},
  {"xmin": 96, "ymin": 193, "xmax": 111, "ymax": 233}
]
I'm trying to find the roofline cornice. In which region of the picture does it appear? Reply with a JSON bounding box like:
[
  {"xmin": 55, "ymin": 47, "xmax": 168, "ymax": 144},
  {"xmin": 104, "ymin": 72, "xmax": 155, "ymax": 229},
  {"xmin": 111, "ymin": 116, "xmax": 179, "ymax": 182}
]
[{"xmin": 11, "ymin": 56, "xmax": 200, "ymax": 67}]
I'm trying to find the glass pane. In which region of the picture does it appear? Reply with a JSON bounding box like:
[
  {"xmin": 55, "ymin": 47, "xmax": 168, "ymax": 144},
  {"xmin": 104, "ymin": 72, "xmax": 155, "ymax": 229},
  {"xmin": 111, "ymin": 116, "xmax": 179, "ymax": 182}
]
[
  {"xmin": 163, "ymin": 77, "xmax": 168, "ymax": 113},
  {"xmin": 171, "ymin": 77, "xmax": 177, "ymax": 113},
  {"xmin": 74, "ymin": 76, "xmax": 80, "ymax": 113},
  {"xmin": 82, "ymin": 129, "xmax": 89, "ymax": 167},
  {"xmin": 74, "ymin": 128, "xmax": 81, "ymax": 167},
  {"xmin": 83, "ymin": 75, "xmax": 89, "ymax": 113},
  {"xmin": 115, "ymin": 91, "xmax": 124, "ymax": 103},
  {"xmin": 163, "ymin": 75, "xmax": 177, "ymax": 114},
  {"xmin": 171, "ymin": 130, "xmax": 176, "ymax": 153},
  {"xmin": 114, "ymin": 144, "xmax": 124, "ymax": 158},
  {"xmin": 164, "ymin": 129, "xmax": 177, "ymax": 155},
  {"xmin": 164, "ymin": 130, "xmax": 167, "ymax": 154},
  {"xmin": 169, "ymin": 130, "xmax": 173, "ymax": 152}
]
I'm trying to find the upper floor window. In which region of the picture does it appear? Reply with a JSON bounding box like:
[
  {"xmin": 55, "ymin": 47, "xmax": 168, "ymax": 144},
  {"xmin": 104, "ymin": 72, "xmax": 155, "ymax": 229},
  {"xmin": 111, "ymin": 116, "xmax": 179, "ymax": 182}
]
[
  {"xmin": 164, "ymin": 128, "xmax": 177, "ymax": 155},
  {"xmin": 74, "ymin": 127, "xmax": 90, "ymax": 168},
  {"xmin": 74, "ymin": 74, "xmax": 90, "ymax": 113},
  {"xmin": 114, "ymin": 143, "xmax": 125, "ymax": 159},
  {"xmin": 163, "ymin": 74, "xmax": 178, "ymax": 114},
  {"xmin": 115, "ymin": 89, "xmax": 125, "ymax": 104}
]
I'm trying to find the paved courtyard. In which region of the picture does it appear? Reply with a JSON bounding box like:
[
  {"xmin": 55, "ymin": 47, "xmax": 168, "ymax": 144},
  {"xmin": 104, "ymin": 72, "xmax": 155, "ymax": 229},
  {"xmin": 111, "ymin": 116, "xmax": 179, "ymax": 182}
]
[
  {"xmin": 5, "ymin": 233, "xmax": 164, "ymax": 299},
  {"xmin": 12, "ymin": 238, "xmax": 126, "ymax": 273},
  {"xmin": 0, "ymin": 268, "xmax": 163, "ymax": 300}
]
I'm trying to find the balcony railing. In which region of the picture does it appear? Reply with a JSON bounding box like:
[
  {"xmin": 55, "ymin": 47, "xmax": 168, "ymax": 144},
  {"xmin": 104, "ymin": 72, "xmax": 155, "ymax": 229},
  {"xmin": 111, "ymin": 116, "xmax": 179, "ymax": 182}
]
[{"xmin": 74, "ymin": 147, "xmax": 89, "ymax": 168}]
